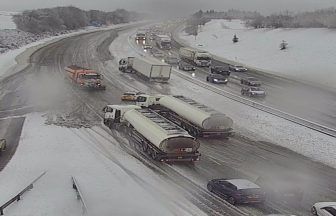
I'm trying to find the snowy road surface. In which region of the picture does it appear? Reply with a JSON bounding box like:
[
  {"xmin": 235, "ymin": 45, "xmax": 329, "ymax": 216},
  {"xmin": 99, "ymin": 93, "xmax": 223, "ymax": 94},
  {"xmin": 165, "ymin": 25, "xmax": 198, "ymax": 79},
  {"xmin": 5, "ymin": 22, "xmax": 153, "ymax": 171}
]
[
  {"xmin": 173, "ymin": 22, "xmax": 336, "ymax": 132},
  {"xmin": 0, "ymin": 23, "xmax": 336, "ymax": 216},
  {"xmin": 178, "ymin": 19, "xmax": 336, "ymax": 88}
]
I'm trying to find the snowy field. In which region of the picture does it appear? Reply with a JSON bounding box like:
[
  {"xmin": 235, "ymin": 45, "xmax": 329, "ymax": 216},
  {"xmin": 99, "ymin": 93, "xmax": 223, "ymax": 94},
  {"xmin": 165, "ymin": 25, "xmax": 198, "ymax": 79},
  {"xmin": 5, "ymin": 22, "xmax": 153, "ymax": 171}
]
[
  {"xmin": 0, "ymin": 114, "xmax": 206, "ymax": 216},
  {"xmin": 179, "ymin": 19, "xmax": 336, "ymax": 88}
]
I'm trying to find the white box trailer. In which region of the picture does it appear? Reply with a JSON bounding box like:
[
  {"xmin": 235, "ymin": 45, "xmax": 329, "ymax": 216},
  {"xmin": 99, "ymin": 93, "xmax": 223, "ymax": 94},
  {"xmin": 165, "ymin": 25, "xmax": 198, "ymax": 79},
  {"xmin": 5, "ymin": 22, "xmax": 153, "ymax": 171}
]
[
  {"xmin": 119, "ymin": 57, "xmax": 172, "ymax": 82},
  {"xmin": 179, "ymin": 47, "xmax": 211, "ymax": 67}
]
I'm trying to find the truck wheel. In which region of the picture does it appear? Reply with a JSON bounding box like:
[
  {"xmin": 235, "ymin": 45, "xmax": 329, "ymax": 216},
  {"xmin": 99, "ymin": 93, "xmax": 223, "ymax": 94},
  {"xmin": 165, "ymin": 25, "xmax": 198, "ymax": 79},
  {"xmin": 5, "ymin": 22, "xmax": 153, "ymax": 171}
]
[
  {"xmin": 151, "ymin": 151, "xmax": 157, "ymax": 160},
  {"xmin": 142, "ymin": 143, "xmax": 148, "ymax": 152},
  {"xmin": 206, "ymin": 77, "xmax": 209, "ymax": 82}
]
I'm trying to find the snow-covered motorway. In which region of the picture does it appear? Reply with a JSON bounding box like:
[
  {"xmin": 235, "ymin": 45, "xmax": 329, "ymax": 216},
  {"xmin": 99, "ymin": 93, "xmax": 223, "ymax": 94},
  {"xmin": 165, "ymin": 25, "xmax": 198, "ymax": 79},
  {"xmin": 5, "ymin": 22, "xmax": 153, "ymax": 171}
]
[
  {"xmin": 1, "ymin": 24, "xmax": 336, "ymax": 215},
  {"xmin": 171, "ymin": 25, "xmax": 336, "ymax": 133}
]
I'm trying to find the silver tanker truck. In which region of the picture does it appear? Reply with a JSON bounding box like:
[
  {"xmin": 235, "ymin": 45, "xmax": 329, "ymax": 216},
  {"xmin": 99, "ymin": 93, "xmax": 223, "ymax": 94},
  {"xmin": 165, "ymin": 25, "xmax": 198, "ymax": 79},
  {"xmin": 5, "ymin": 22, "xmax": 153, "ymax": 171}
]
[
  {"xmin": 102, "ymin": 105, "xmax": 200, "ymax": 162},
  {"xmin": 136, "ymin": 95, "xmax": 234, "ymax": 138}
]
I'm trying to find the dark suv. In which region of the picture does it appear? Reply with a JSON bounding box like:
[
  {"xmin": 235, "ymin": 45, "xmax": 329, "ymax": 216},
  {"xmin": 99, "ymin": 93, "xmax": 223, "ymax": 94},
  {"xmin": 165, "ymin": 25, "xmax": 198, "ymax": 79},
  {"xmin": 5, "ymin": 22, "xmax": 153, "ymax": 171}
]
[
  {"xmin": 210, "ymin": 66, "xmax": 231, "ymax": 76},
  {"xmin": 207, "ymin": 179, "xmax": 266, "ymax": 205},
  {"xmin": 206, "ymin": 73, "xmax": 228, "ymax": 84},
  {"xmin": 240, "ymin": 77, "xmax": 261, "ymax": 86}
]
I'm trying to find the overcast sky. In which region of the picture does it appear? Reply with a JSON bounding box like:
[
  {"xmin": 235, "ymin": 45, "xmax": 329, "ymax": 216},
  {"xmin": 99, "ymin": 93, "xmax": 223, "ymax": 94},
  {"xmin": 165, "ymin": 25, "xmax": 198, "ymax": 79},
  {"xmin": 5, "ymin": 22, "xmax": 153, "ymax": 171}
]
[{"xmin": 1, "ymin": 0, "xmax": 336, "ymax": 16}]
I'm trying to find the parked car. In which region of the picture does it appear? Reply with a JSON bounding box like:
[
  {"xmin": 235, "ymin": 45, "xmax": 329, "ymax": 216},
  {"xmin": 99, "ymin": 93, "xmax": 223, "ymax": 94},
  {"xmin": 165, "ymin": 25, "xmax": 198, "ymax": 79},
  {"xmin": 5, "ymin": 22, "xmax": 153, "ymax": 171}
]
[
  {"xmin": 229, "ymin": 65, "xmax": 248, "ymax": 72},
  {"xmin": 206, "ymin": 73, "xmax": 228, "ymax": 84},
  {"xmin": 210, "ymin": 66, "xmax": 231, "ymax": 76},
  {"xmin": 0, "ymin": 139, "xmax": 6, "ymax": 155},
  {"xmin": 255, "ymin": 175, "xmax": 303, "ymax": 203},
  {"xmin": 121, "ymin": 91, "xmax": 144, "ymax": 101},
  {"xmin": 207, "ymin": 179, "xmax": 266, "ymax": 205},
  {"xmin": 240, "ymin": 77, "xmax": 261, "ymax": 86},
  {"xmin": 178, "ymin": 61, "xmax": 196, "ymax": 71},
  {"xmin": 241, "ymin": 86, "xmax": 266, "ymax": 97},
  {"xmin": 164, "ymin": 56, "xmax": 179, "ymax": 65},
  {"xmin": 312, "ymin": 202, "xmax": 336, "ymax": 216}
]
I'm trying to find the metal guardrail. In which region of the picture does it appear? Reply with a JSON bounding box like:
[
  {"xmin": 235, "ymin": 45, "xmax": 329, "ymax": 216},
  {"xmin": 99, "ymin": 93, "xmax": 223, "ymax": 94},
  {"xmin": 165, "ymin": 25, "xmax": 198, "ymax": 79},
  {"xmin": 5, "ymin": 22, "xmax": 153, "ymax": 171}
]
[
  {"xmin": 174, "ymin": 70, "xmax": 336, "ymax": 138},
  {"xmin": 170, "ymin": 26, "xmax": 336, "ymax": 138},
  {"xmin": 72, "ymin": 176, "xmax": 88, "ymax": 215},
  {"xmin": 0, "ymin": 171, "xmax": 47, "ymax": 215}
]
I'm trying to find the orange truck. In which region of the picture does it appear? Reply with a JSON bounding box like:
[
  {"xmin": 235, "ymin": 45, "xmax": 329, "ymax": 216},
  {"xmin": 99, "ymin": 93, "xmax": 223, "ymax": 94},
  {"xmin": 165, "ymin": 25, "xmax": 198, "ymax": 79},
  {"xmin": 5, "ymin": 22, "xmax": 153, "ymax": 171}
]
[{"xmin": 65, "ymin": 65, "xmax": 106, "ymax": 90}]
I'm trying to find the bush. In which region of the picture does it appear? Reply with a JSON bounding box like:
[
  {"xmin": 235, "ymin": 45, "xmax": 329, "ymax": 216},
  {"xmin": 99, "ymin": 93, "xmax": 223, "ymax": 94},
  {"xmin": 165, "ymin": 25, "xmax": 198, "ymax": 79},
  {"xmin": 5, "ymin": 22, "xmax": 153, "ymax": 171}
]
[{"xmin": 13, "ymin": 6, "xmax": 142, "ymax": 33}]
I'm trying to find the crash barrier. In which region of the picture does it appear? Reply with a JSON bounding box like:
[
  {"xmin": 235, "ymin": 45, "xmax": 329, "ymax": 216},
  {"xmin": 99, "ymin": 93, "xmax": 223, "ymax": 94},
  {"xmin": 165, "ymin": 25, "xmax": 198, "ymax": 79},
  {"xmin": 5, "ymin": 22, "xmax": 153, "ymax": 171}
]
[
  {"xmin": 72, "ymin": 176, "xmax": 88, "ymax": 214},
  {"xmin": 0, "ymin": 171, "xmax": 47, "ymax": 215}
]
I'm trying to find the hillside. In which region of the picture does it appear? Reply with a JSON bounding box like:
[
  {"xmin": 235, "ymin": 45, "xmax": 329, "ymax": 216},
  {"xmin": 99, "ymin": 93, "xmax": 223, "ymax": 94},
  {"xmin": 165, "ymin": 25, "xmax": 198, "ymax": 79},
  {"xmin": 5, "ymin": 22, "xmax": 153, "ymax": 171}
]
[{"xmin": 179, "ymin": 19, "xmax": 336, "ymax": 88}]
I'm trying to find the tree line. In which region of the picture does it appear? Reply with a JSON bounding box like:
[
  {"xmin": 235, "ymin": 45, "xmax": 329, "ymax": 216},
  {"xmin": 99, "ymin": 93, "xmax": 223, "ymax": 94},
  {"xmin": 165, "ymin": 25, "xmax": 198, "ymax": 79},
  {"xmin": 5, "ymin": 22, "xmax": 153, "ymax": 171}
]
[
  {"xmin": 245, "ymin": 8, "xmax": 336, "ymax": 28},
  {"xmin": 13, "ymin": 6, "xmax": 143, "ymax": 33},
  {"xmin": 185, "ymin": 8, "xmax": 336, "ymax": 35}
]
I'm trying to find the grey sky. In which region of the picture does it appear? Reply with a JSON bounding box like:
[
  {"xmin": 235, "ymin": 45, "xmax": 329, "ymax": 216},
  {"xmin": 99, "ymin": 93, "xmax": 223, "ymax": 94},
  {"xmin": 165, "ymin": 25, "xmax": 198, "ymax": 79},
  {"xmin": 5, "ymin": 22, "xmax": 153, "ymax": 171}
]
[{"xmin": 1, "ymin": 0, "xmax": 336, "ymax": 15}]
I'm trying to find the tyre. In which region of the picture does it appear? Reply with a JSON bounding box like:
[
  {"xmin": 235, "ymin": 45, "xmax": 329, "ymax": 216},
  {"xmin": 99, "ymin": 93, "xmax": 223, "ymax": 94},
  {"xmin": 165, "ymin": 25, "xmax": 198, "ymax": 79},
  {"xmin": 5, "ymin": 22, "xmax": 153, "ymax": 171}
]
[
  {"xmin": 311, "ymin": 206, "xmax": 317, "ymax": 215},
  {"xmin": 241, "ymin": 80, "xmax": 244, "ymax": 84},
  {"xmin": 206, "ymin": 77, "xmax": 209, "ymax": 82},
  {"xmin": 207, "ymin": 184, "xmax": 213, "ymax": 192},
  {"xmin": 228, "ymin": 197, "xmax": 236, "ymax": 205}
]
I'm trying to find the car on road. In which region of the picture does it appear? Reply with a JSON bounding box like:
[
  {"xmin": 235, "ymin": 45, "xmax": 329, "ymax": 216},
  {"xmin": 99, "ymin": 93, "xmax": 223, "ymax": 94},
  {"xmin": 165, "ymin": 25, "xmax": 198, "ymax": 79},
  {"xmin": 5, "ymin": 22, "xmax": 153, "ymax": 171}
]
[
  {"xmin": 206, "ymin": 73, "xmax": 228, "ymax": 84},
  {"xmin": 229, "ymin": 65, "xmax": 248, "ymax": 72},
  {"xmin": 178, "ymin": 61, "xmax": 195, "ymax": 71},
  {"xmin": 121, "ymin": 91, "xmax": 144, "ymax": 101},
  {"xmin": 207, "ymin": 179, "xmax": 266, "ymax": 205},
  {"xmin": 0, "ymin": 139, "xmax": 7, "ymax": 155},
  {"xmin": 210, "ymin": 66, "xmax": 231, "ymax": 76},
  {"xmin": 240, "ymin": 77, "xmax": 261, "ymax": 86},
  {"xmin": 241, "ymin": 86, "xmax": 266, "ymax": 97},
  {"xmin": 312, "ymin": 202, "xmax": 336, "ymax": 216},
  {"xmin": 164, "ymin": 56, "xmax": 180, "ymax": 65}
]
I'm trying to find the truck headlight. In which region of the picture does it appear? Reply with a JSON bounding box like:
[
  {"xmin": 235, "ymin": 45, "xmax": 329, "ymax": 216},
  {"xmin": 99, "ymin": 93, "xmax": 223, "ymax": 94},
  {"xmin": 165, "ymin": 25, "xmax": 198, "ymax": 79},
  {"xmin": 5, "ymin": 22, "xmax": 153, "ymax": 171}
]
[{"xmin": 213, "ymin": 79, "xmax": 218, "ymax": 82}]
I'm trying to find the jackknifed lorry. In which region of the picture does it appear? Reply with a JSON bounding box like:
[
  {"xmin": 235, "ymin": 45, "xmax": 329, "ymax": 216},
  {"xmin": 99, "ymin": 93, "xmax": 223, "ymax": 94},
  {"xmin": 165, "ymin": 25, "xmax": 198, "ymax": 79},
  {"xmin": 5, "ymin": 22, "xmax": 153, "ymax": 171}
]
[
  {"xmin": 136, "ymin": 95, "xmax": 234, "ymax": 138},
  {"xmin": 103, "ymin": 105, "xmax": 201, "ymax": 162}
]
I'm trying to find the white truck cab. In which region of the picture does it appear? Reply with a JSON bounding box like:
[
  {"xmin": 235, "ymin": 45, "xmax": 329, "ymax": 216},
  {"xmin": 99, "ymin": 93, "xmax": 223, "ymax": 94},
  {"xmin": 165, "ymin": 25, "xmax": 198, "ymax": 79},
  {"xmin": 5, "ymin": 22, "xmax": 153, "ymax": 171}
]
[
  {"xmin": 136, "ymin": 94, "xmax": 162, "ymax": 107},
  {"xmin": 102, "ymin": 105, "xmax": 140, "ymax": 123}
]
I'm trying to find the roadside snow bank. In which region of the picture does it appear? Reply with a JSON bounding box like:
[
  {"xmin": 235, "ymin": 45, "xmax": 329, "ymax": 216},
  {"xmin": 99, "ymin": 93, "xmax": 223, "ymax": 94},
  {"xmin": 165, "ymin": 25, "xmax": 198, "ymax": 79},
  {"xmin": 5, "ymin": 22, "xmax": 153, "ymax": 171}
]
[
  {"xmin": 0, "ymin": 113, "xmax": 205, "ymax": 216},
  {"xmin": 178, "ymin": 19, "xmax": 336, "ymax": 88}
]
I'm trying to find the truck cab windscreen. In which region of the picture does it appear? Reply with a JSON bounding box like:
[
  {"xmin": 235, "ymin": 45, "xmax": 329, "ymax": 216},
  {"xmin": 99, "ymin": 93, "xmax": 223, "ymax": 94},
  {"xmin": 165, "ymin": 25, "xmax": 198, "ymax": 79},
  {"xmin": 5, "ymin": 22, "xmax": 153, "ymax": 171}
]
[
  {"xmin": 196, "ymin": 56, "xmax": 211, "ymax": 61},
  {"xmin": 80, "ymin": 74, "xmax": 101, "ymax": 79},
  {"xmin": 137, "ymin": 96, "xmax": 147, "ymax": 102}
]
